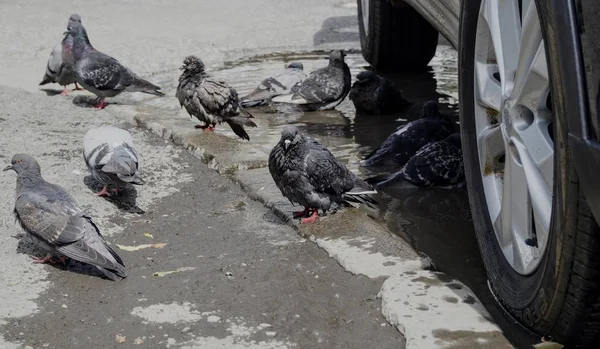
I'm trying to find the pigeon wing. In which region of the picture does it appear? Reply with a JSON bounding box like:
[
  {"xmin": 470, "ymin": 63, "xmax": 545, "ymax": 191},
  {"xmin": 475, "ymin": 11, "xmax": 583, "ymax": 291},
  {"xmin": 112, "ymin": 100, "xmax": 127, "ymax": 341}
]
[
  {"xmin": 304, "ymin": 141, "xmax": 354, "ymax": 196},
  {"xmin": 402, "ymin": 142, "xmax": 464, "ymax": 187},
  {"xmin": 77, "ymin": 53, "xmax": 134, "ymax": 92},
  {"xmin": 197, "ymin": 79, "xmax": 246, "ymax": 117}
]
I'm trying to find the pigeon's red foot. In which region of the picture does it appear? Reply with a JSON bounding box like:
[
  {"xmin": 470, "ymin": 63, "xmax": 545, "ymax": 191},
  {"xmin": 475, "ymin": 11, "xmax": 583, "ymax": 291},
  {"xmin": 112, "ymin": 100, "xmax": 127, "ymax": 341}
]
[
  {"xmin": 95, "ymin": 185, "xmax": 110, "ymax": 197},
  {"xmin": 33, "ymin": 254, "xmax": 54, "ymax": 264},
  {"xmin": 94, "ymin": 98, "xmax": 108, "ymax": 110},
  {"xmin": 301, "ymin": 211, "xmax": 319, "ymax": 224},
  {"xmin": 60, "ymin": 87, "xmax": 69, "ymax": 96},
  {"xmin": 72, "ymin": 82, "xmax": 83, "ymax": 91},
  {"xmin": 293, "ymin": 207, "xmax": 310, "ymax": 218},
  {"xmin": 194, "ymin": 124, "xmax": 216, "ymax": 132}
]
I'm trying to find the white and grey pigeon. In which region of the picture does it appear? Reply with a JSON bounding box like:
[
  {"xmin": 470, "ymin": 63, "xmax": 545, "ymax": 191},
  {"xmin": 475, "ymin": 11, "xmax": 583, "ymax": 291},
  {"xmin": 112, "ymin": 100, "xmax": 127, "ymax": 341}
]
[
  {"xmin": 176, "ymin": 55, "xmax": 257, "ymax": 141},
  {"xmin": 360, "ymin": 101, "xmax": 455, "ymax": 167},
  {"xmin": 268, "ymin": 125, "xmax": 377, "ymax": 224},
  {"xmin": 271, "ymin": 51, "xmax": 351, "ymax": 111},
  {"xmin": 39, "ymin": 14, "xmax": 84, "ymax": 95},
  {"xmin": 83, "ymin": 126, "xmax": 144, "ymax": 197},
  {"xmin": 4, "ymin": 154, "xmax": 127, "ymax": 281},
  {"xmin": 65, "ymin": 22, "xmax": 164, "ymax": 110},
  {"xmin": 349, "ymin": 71, "xmax": 411, "ymax": 114},
  {"xmin": 366, "ymin": 133, "xmax": 464, "ymax": 188},
  {"xmin": 241, "ymin": 62, "xmax": 307, "ymax": 108}
]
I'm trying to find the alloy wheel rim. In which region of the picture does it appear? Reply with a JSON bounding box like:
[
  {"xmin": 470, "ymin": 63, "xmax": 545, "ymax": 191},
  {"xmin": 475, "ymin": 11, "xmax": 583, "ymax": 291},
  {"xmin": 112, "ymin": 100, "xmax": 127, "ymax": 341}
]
[{"xmin": 473, "ymin": 0, "xmax": 554, "ymax": 275}]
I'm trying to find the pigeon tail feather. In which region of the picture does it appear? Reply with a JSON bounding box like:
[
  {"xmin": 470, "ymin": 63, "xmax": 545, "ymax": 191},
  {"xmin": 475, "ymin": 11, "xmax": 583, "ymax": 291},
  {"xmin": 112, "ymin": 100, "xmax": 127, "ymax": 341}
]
[
  {"xmin": 39, "ymin": 73, "xmax": 55, "ymax": 86},
  {"xmin": 126, "ymin": 76, "xmax": 164, "ymax": 96},
  {"xmin": 225, "ymin": 116, "xmax": 257, "ymax": 141},
  {"xmin": 342, "ymin": 191, "xmax": 378, "ymax": 210}
]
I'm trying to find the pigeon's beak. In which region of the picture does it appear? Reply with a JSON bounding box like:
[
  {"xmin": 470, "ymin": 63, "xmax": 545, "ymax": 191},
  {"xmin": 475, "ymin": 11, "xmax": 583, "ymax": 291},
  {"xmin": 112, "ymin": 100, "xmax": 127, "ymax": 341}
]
[
  {"xmin": 3, "ymin": 165, "xmax": 13, "ymax": 172},
  {"xmin": 284, "ymin": 140, "xmax": 291, "ymax": 150}
]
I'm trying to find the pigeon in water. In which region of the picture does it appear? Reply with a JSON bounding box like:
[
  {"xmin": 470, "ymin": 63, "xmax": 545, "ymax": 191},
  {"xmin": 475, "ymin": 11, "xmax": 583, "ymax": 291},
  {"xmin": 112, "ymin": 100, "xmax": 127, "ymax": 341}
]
[
  {"xmin": 39, "ymin": 14, "xmax": 84, "ymax": 95},
  {"xmin": 271, "ymin": 51, "xmax": 351, "ymax": 111},
  {"xmin": 241, "ymin": 62, "xmax": 307, "ymax": 108},
  {"xmin": 367, "ymin": 133, "xmax": 464, "ymax": 188},
  {"xmin": 4, "ymin": 154, "xmax": 127, "ymax": 281},
  {"xmin": 83, "ymin": 126, "xmax": 144, "ymax": 197},
  {"xmin": 269, "ymin": 125, "xmax": 377, "ymax": 224},
  {"xmin": 360, "ymin": 101, "xmax": 455, "ymax": 167},
  {"xmin": 66, "ymin": 23, "xmax": 164, "ymax": 110},
  {"xmin": 176, "ymin": 55, "xmax": 257, "ymax": 141},
  {"xmin": 349, "ymin": 71, "xmax": 411, "ymax": 114}
]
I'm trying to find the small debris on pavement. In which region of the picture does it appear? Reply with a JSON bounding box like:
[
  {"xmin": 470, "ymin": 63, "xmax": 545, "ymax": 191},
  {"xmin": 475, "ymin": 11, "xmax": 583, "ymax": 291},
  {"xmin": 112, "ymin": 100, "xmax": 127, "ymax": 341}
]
[
  {"xmin": 115, "ymin": 334, "xmax": 126, "ymax": 344},
  {"xmin": 134, "ymin": 337, "xmax": 145, "ymax": 345},
  {"xmin": 144, "ymin": 233, "xmax": 154, "ymax": 239},
  {"xmin": 225, "ymin": 271, "xmax": 233, "ymax": 277},
  {"xmin": 153, "ymin": 267, "xmax": 196, "ymax": 277},
  {"xmin": 117, "ymin": 243, "xmax": 167, "ymax": 251}
]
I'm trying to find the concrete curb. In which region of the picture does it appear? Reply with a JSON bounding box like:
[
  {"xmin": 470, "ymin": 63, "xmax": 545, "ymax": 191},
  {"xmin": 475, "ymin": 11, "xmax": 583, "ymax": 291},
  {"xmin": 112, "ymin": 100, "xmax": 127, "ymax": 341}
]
[{"xmin": 134, "ymin": 110, "xmax": 515, "ymax": 349}]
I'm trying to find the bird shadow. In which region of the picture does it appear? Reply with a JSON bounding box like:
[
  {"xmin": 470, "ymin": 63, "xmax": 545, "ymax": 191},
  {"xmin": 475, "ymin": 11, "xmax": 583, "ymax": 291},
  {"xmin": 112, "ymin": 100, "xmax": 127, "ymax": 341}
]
[
  {"xmin": 15, "ymin": 237, "xmax": 110, "ymax": 280},
  {"xmin": 83, "ymin": 175, "xmax": 145, "ymax": 214},
  {"xmin": 39, "ymin": 88, "xmax": 64, "ymax": 96}
]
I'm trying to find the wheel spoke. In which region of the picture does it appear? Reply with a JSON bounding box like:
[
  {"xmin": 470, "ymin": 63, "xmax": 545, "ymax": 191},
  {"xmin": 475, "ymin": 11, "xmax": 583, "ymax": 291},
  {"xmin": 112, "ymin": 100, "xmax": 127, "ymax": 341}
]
[
  {"xmin": 510, "ymin": 1, "xmax": 547, "ymax": 110},
  {"xmin": 482, "ymin": 0, "xmax": 521, "ymax": 95},
  {"xmin": 513, "ymin": 120, "xmax": 554, "ymax": 188},
  {"xmin": 475, "ymin": 62, "xmax": 502, "ymax": 110},
  {"xmin": 512, "ymin": 139, "xmax": 552, "ymax": 234},
  {"xmin": 477, "ymin": 124, "xmax": 504, "ymax": 173},
  {"xmin": 494, "ymin": 134, "xmax": 530, "ymax": 250}
]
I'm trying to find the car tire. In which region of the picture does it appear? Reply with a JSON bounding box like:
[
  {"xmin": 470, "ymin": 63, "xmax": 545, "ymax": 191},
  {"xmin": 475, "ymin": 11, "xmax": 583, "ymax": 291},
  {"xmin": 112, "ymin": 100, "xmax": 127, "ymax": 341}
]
[
  {"xmin": 459, "ymin": 0, "xmax": 600, "ymax": 346},
  {"xmin": 357, "ymin": 0, "xmax": 438, "ymax": 72}
]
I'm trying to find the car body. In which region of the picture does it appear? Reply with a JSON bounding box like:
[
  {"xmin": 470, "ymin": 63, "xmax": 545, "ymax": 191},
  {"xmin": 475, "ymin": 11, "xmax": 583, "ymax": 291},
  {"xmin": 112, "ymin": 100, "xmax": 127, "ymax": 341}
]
[{"xmin": 357, "ymin": 0, "xmax": 600, "ymax": 347}]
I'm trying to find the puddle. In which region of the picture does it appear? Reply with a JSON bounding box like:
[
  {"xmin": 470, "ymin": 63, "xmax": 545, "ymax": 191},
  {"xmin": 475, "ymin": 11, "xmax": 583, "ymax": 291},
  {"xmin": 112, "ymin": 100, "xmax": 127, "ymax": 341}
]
[{"xmin": 133, "ymin": 47, "xmax": 537, "ymax": 348}]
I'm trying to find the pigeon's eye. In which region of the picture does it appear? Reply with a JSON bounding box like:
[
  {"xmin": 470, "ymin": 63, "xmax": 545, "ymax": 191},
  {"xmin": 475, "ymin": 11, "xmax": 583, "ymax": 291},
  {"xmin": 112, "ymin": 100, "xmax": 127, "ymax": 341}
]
[{"xmin": 16, "ymin": 159, "xmax": 22, "ymax": 164}]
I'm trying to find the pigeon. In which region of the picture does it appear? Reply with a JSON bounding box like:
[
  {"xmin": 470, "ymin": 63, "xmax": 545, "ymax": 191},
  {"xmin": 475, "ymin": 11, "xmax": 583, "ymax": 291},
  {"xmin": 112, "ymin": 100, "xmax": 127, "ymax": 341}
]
[
  {"xmin": 360, "ymin": 101, "xmax": 455, "ymax": 167},
  {"xmin": 349, "ymin": 71, "xmax": 411, "ymax": 114},
  {"xmin": 66, "ymin": 22, "xmax": 164, "ymax": 110},
  {"xmin": 39, "ymin": 14, "xmax": 84, "ymax": 95},
  {"xmin": 269, "ymin": 125, "xmax": 377, "ymax": 224},
  {"xmin": 241, "ymin": 62, "xmax": 307, "ymax": 107},
  {"xmin": 271, "ymin": 51, "xmax": 351, "ymax": 111},
  {"xmin": 4, "ymin": 154, "xmax": 127, "ymax": 281},
  {"xmin": 366, "ymin": 133, "xmax": 465, "ymax": 188},
  {"xmin": 83, "ymin": 126, "xmax": 144, "ymax": 197},
  {"xmin": 176, "ymin": 55, "xmax": 257, "ymax": 141}
]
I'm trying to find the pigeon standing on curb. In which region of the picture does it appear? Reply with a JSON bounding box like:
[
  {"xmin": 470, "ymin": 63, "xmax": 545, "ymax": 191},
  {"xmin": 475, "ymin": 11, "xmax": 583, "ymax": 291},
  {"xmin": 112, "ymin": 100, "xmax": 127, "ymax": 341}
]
[
  {"xmin": 349, "ymin": 71, "xmax": 411, "ymax": 114},
  {"xmin": 39, "ymin": 14, "xmax": 84, "ymax": 95},
  {"xmin": 271, "ymin": 51, "xmax": 351, "ymax": 111},
  {"xmin": 241, "ymin": 62, "xmax": 307, "ymax": 107},
  {"xmin": 176, "ymin": 55, "xmax": 257, "ymax": 141},
  {"xmin": 360, "ymin": 101, "xmax": 455, "ymax": 167},
  {"xmin": 4, "ymin": 154, "xmax": 127, "ymax": 281},
  {"xmin": 83, "ymin": 126, "xmax": 145, "ymax": 197},
  {"xmin": 269, "ymin": 125, "xmax": 377, "ymax": 224},
  {"xmin": 367, "ymin": 133, "xmax": 465, "ymax": 188},
  {"xmin": 66, "ymin": 23, "xmax": 164, "ymax": 110}
]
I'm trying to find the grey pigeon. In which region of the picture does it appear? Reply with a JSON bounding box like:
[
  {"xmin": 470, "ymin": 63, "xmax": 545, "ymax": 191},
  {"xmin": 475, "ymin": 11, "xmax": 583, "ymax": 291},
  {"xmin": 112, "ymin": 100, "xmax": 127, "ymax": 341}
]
[
  {"xmin": 83, "ymin": 126, "xmax": 144, "ymax": 197},
  {"xmin": 268, "ymin": 125, "xmax": 377, "ymax": 224},
  {"xmin": 39, "ymin": 14, "xmax": 84, "ymax": 95},
  {"xmin": 176, "ymin": 55, "xmax": 257, "ymax": 141},
  {"xmin": 349, "ymin": 71, "xmax": 411, "ymax": 114},
  {"xmin": 4, "ymin": 154, "xmax": 127, "ymax": 281},
  {"xmin": 65, "ymin": 23, "xmax": 164, "ymax": 110},
  {"xmin": 271, "ymin": 51, "xmax": 351, "ymax": 111},
  {"xmin": 241, "ymin": 62, "xmax": 307, "ymax": 107},
  {"xmin": 366, "ymin": 133, "xmax": 464, "ymax": 188},
  {"xmin": 360, "ymin": 101, "xmax": 455, "ymax": 167}
]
